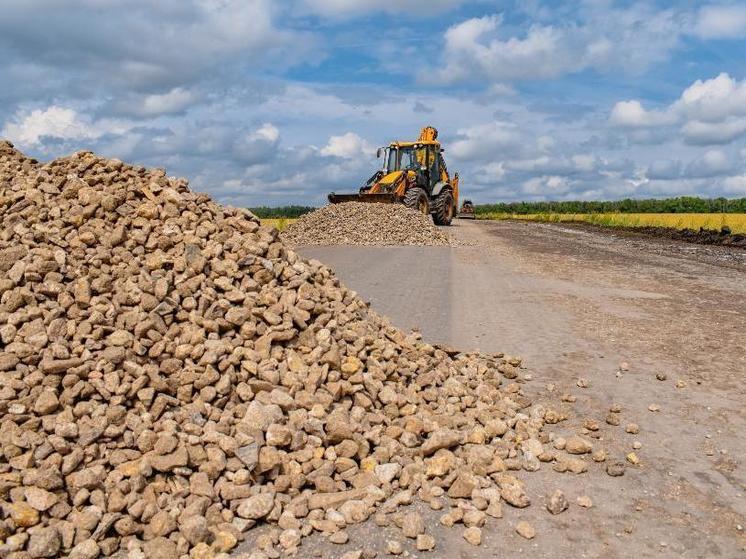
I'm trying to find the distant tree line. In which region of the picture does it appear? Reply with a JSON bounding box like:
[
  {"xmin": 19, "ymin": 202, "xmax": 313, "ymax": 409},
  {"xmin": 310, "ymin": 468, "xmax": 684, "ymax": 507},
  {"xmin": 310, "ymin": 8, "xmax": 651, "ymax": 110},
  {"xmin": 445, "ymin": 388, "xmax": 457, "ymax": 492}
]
[
  {"xmin": 475, "ymin": 197, "xmax": 746, "ymax": 215},
  {"xmin": 247, "ymin": 198, "xmax": 746, "ymax": 218},
  {"xmin": 249, "ymin": 205, "xmax": 316, "ymax": 218}
]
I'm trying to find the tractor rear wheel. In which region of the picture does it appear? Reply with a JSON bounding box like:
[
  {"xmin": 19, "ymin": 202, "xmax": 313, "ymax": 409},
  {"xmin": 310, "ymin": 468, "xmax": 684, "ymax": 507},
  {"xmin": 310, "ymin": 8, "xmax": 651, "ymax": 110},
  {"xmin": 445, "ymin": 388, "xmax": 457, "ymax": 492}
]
[
  {"xmin": 432, "ymin": 189, "xmax": 454, "ymax": 226},
  {"xmin": 403, "ymin": 187, "xmax": 429, "ymax": 215}
]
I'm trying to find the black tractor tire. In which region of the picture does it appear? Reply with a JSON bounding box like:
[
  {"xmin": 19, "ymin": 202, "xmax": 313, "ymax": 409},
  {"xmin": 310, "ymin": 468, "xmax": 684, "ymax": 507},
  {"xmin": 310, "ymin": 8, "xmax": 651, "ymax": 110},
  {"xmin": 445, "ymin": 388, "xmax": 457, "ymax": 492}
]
[
  {"xmin": 432, "ymin": 189, "xmax": 455, "ymax": 226},
  {"xmin": 403, "ymin": 187, "xmax": 430, "ymax": 215}
]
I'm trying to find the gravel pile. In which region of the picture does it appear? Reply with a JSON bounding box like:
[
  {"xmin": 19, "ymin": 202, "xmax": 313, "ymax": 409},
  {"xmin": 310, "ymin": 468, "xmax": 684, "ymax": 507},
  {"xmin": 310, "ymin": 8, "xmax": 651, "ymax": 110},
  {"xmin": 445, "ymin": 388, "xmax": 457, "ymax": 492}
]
[
  {"xmin": 0, "ymin": 142, "xmax": 623, "ymax": 559},
  {"xmin": 280, "ymin": 202, "xmax": 450, "ymax": 247}
]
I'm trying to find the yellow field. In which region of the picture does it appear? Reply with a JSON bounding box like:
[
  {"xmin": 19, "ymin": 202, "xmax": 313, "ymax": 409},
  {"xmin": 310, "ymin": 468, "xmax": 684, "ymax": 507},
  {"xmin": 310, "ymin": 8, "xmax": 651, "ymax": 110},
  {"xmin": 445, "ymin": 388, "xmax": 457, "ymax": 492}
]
[
  {"xmin": 259, "ymin": 218, "xmax": 298, "ymax": 231},
  {"xmin": 480, "ymin": 212, "xmax": 746, "ymax": 234}
]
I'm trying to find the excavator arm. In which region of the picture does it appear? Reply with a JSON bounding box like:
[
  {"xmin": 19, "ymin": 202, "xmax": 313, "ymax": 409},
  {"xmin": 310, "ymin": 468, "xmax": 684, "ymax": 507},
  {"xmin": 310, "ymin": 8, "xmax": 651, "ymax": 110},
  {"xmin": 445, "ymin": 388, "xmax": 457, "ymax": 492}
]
[{"xmin": 418, "ymin": 126, "xmax": 438, "ymax": 142}]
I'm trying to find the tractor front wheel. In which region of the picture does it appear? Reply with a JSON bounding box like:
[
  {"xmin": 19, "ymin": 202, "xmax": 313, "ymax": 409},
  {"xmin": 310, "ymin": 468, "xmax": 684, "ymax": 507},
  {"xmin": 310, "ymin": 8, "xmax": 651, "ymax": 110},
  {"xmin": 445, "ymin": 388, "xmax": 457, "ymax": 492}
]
[
  {"xmin": 403, "ymin": 187, "xmax": 430, "ymax": 216},
  {"xmin": 432, "ymin": 189, "xmax": 454, "ymax": 226}
]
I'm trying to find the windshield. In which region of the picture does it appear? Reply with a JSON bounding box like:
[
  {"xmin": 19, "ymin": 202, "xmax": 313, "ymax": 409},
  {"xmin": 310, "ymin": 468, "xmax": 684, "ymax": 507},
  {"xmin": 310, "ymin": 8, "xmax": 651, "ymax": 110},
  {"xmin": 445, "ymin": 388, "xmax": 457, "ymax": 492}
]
[
  {"xmin": 386, "ymin": 146, "xmax": 427, "ymax": 172},
  {"xmin": 386, "ymin": 148, "xmax": 396, "ymax": 171}
]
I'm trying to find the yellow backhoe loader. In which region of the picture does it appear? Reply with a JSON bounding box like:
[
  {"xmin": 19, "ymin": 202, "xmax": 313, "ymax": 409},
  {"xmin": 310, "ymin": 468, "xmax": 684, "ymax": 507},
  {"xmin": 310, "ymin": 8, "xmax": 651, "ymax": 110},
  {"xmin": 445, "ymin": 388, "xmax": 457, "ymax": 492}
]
[{"xmin": 328, "ymin": 126, "xmax": 459, "ymax": 225}]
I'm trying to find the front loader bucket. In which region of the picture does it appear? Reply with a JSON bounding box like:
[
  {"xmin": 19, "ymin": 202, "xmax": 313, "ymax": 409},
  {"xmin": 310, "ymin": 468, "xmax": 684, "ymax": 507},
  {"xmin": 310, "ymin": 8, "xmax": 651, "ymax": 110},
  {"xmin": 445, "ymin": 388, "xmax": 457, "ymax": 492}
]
[{"xmin": 328, "ymin": 192, "xmax": 399, "ymax": 204}]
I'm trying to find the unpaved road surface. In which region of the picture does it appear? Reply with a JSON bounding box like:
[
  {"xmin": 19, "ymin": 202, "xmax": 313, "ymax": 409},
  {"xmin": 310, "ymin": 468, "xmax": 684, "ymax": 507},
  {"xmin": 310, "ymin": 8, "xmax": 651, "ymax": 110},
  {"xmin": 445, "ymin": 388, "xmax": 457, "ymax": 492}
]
[{"xmin": 293, "ymin": 219, "xmax": 746, "ymax": 559}]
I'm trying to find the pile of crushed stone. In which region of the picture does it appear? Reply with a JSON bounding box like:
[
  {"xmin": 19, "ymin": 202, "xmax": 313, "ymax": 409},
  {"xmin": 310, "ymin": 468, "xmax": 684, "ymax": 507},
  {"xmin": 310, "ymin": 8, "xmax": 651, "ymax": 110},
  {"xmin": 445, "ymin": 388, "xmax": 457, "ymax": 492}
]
[
  {"xmin": 280, "ymin": 202, "xmax": 451, "ymax": 247},
  {"xmin": 0, "ymin": 141, "xmax": 630, "ymax": 559}
]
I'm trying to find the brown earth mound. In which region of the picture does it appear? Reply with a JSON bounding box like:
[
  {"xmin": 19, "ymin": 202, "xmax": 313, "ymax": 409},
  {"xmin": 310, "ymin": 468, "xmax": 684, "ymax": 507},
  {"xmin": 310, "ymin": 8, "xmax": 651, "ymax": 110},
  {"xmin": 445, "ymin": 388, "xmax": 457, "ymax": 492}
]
[{"xmin": 631, "ymin": 225, "xmax": 746, "ymax": 248}]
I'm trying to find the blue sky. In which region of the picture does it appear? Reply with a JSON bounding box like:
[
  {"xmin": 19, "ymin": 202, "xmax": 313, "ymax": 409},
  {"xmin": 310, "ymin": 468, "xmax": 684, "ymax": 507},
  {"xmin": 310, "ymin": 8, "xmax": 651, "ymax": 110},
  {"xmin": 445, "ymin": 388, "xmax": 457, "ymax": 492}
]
[{"xmin": 2, "ymin": 0, "xmax": 746, "ymax": 206}]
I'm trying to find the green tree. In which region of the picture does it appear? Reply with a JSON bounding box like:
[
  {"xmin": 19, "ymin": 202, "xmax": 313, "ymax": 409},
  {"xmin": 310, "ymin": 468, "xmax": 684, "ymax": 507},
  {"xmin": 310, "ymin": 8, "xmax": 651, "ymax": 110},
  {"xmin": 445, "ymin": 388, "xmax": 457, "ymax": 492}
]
[{"xmin": 474, "ymin": 197, "xmax": 746, "ymax": 215}]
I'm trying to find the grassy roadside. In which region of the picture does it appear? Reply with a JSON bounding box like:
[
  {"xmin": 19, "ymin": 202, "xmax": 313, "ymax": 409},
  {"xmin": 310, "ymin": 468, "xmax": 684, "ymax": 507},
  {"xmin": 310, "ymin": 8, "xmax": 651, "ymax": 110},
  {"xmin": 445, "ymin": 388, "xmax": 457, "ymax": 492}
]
[{"xmin": 479, "ymin": 212, "xmax": 746, "ymax": 234}]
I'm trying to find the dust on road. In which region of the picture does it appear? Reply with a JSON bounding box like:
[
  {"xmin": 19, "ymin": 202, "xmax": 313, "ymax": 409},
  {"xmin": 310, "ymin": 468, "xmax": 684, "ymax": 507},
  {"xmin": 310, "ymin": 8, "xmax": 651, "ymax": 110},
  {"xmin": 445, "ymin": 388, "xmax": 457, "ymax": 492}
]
[{"xmin": 299, "ymin": 219, "xmax": 746, "ymax": 558}]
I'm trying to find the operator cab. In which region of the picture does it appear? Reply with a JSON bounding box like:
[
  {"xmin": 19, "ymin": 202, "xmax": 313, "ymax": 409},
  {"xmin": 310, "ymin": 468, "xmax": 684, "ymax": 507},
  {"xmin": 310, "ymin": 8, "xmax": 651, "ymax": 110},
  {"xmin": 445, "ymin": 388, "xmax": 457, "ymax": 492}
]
[{"xmin": 380, "ymin": 144, "xmax": 440, "ymax": 190}]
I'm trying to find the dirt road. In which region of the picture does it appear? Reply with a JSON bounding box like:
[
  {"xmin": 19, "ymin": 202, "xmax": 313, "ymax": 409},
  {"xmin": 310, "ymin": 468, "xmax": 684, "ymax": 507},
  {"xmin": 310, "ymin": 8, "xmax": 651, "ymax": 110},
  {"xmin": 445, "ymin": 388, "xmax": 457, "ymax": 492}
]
[{"xmin": 294, "ymin": 219, "xmax": 746, "ymax": 558}]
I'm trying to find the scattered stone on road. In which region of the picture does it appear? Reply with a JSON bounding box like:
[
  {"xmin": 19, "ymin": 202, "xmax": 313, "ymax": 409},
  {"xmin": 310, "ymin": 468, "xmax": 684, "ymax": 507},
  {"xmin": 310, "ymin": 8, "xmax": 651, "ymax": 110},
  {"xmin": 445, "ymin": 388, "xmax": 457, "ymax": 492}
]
[
  {"xmin": 577, "ymin": 495, "xmax": 593, "ymax": 508},
  {"xmin": 547, "ymin": 490, "xmax": 569, "ymax": 514},
  {"xmin": 463, "ymin": 527, "xmax": 482, "ymax": 546},
  {"xmin": 387, "ymin": 540, "xmax": 403, "ymax": 555},
  {"xmin": 417, "ymin": 534, "xmax": 436, "ymax": 551},
  {"xmin": 516, "ymin": 521, "xmax": 536, "ymax": 540},
  {"xmin": 402, "ymin": 512, "xmax": 425, "ymax": 539},
  {"xmin": 330, "ymin": 531, "xmax": 350, "ymax": 544},
  {"xmin": 501, "ymin": 482, "xmax": 531, "ymax": 508},
  {"xmin": 626, "ymin": 423, "xmax": 641, "ymax": 434},
  {"xmin": 565, "ymin": 436, "xmax": 594, "ymax": 454}
]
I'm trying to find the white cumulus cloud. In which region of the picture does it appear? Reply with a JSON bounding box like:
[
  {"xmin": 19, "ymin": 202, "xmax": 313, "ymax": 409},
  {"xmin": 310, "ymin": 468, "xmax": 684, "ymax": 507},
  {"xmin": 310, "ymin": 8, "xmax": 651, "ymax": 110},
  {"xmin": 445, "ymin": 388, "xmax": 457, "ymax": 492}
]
[
  {"xmin": 685, "ymin": 149, "xmax": 732, "ymax": 177},
  {"xmin": 610, "ymin": 73, "xmax": 746, "ymax": 145},
  {"xmin": 572, "ymin": 154, "xmax": 596, "ymax": 172},
  {"xmin": 431, "ymin": 5, "xmax": 685, "ymax": 84},
  {"xmin": 139, "ymin": 88, "xmax": 198, "ymax": 117},
  {"xmin": 674, "ymin": 73, "xmax": 746, "ymax": 122},
  {"xmin": 252, "ymin": 123, "xmax": 280, "ymax": 143},
  {"xmin": 694, "ymin": 5, "xmax": 746, "ymax": 39},
  {"xmin": 232, "ymin": 123, "xmax": 281, "ymax": 166},
  {"xmin": 522, "ymin": 175, "xmax": 571, "ymax": 196},
  {"xmin": 450, "ymin": 121, "xmax": 520, "ymax": 161},
  {"xmin": 321, "ymin": 132, "xmax": 374, "ymax": 159},
  {"xmin": 434, "ymin": 15, "xmax": 578, "ymax": 82},
  {"xmin": 722, "ymin": 174, "xmax": 746, "ymax": 194},
  {"xmin": 647, "ymin": 159, "xmax": 682, "ymax": 180},
  {"xmin": 682, "ymin": 119, "xmax": 746, "ymax": 145},
  {"xmin": 1, "ymin": 106, "xmax": 132, "ymax": 147},
  {"xmin": 609, "ymin": 100, "xmax": 674, "ymax": 127}
]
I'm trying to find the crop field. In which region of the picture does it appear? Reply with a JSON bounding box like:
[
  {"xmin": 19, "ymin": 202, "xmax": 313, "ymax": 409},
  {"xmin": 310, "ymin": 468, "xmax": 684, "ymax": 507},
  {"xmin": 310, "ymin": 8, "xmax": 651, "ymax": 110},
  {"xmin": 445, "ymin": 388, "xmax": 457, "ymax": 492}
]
[
  {"xmin": 480, "ymin": 212, "xmax": 746, "ymax": 234},
  {"xmin": 260, "ymin": 217, "xmax": 297, "ymax": 231}
]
